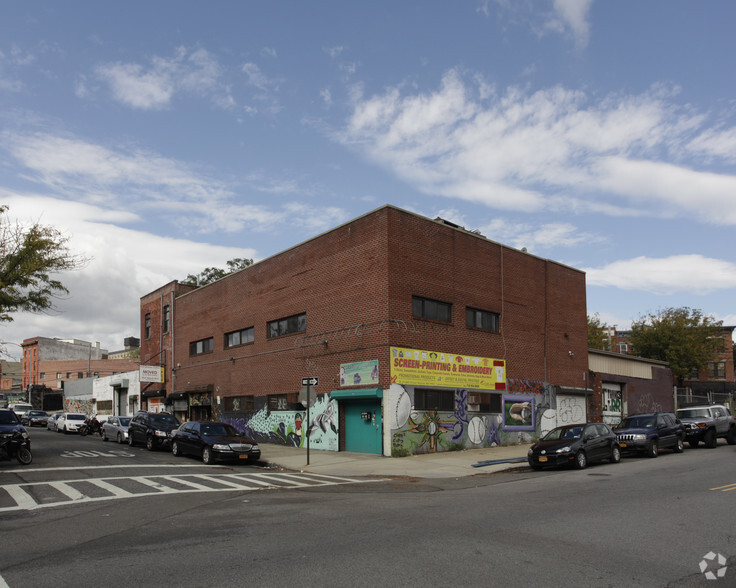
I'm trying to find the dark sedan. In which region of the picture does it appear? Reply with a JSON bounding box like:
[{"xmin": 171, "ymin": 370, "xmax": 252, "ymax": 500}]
[
  {"xmin": 22, "ymin": 410, "xmax": 49, "ymax": 427},
  {"xmin": 171, "ymin": 421, "xmax": 261, "ymax": 465},
  {"xmin": 528, "ymin": 423, "xmax": 621, "ymax": 470}
]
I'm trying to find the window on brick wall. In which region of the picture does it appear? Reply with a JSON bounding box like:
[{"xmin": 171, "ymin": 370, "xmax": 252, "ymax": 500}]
[
  {"xmin": 56, "ymin": 372, "xmax": 62, "ymax": 379},
  {"xmin": 414, "ymin": 388, "xmax": 455, "ymax": 411},
  {"xmin": 267, "ymin": 313, "xmax": 306, "ymax": 339},
  {"xmin": 40, "ymin": 372, "xmax": 46, "ymax": 380},
  {"xmin": 189, "ymin": 337, "xmax": 214, "ymax": 356},
  {"xmin": 145, "ymin": 313, "xmax": 151, "ymax": 339},
  {"xmin": 412, "ymin": 296, "xmax": 452, "ymax": 323},
  {"xmin": 225, "ymin": 327, "xmax": 254, "ymax": 348},
  {"xmin": 467, "ymin": 392, "xmax": 502, "ymax": 413},
  {"xmin": 268, "ymin": 394, "xmax": 289, "ymax": 411},
  {"xmin": 466, "ymin": 307, "xmax": 500, "ymax": 332},
  {"xmin": 707, "ymin": 361, "xmax": 726, "ymax": 380},
  {"xmin": 163, "ymin": 305, "xmax": 170, "ymax": 333}
]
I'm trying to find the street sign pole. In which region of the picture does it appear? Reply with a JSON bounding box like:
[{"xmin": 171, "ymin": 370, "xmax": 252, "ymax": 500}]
[{"xmin": 301, "ymin": 377, "xmax": 318, "ymax": 466}]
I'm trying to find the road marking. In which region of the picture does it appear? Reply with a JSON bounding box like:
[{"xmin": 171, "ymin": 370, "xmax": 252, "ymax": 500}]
[
  {"xmin": 710, "ymin": 482, "xmax": 736, "ymax": 492},
  {"xmin": 0, "ymin": 472, "xmax": 375, "ymax": 512}
]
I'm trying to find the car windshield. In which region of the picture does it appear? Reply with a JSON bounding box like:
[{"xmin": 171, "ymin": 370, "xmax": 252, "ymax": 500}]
[
  {"xmin": 151, "ymin": 413, "xmax": 179, "ymax": 426},
  {"xmin": 677, "ymin": 408, "xmax": 710, "ymax": 419},
  {"xmin": 615, "ymin": 416, "xmax": 655, "ymax": 429},
  {"xmin": 0, "ymin": 411, "xmax": 19, "ymax": 425},
  {"xmin": 30, "ymin": 411, "xmax": 46, "ymax": 417},
  {"xmin": 543, "ymin": 426, "xmax": 583, "ymax": 441},
  {"xmin": 119, "ymin": 417, "xmax": 131, "ymax": 426},
  {"xmin": 13, "ymin": 405, "xmax": 32, "ymax": 411},
  {"xmin": 68, "ymin": 414, "xmax": 86, "ymax": 420},
  {"xmin": 201, "ymin": 423, "xmax": 238, "ymax": 437}
]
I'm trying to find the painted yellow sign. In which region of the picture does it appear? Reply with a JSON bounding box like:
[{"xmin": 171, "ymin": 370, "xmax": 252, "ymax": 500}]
[{"xmin": 390, "ymin": 347, "xmax": 506, "ymax": 390}]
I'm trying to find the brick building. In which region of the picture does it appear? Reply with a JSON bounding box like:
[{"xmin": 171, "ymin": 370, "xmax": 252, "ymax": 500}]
[
  {"xmin": 21, "ymin": 337, "xmax": 140, "ymax": 409},
  {"xmin": 140, "ymin": 205, "xmax": 591, "ymax": 455}
]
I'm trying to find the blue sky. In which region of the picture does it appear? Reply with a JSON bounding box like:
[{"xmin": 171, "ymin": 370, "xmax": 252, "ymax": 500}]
[{"xmin": 1, "ymin": 0, "xmax": 735, "ymax": 355}]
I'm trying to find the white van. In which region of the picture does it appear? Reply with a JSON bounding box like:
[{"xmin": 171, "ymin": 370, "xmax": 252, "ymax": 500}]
[{"xmin": 8, "ymin": 403, "xmax": 34, "ymax": 419}]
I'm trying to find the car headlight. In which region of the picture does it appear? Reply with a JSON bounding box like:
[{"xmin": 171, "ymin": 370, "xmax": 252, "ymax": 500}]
[
  {"xmin": 528, "ymin": 448, "xmax": 533, "ymax": 455},
  {"xmin": 212, "ymin": 444, "xmax": 233, "ymax": 451},
  {"xmin": 632, "ymin": 434, "xmax": 646, "ymax": 441},
  {"xmin": 22, "ymin": 432, "xmax": 29, "ymax": 439},
  {"xmin": 556, "ymin": 446, "xmax": 572, "ymax": 454},
  {"xmin": 154, "ymin": 430, "xmax": 168, "ymax": 437}
]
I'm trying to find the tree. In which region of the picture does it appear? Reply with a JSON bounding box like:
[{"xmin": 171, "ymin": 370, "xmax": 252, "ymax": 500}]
[
  {"xmin": 185, "ymin": 257, "xmax": 253, "ymax": 287},
  {"xmin": 587, "ymin": 313, "xmax": 610, "ymax": 350},
  {"xmin": 630, "ymin": 307, "xmax": 723, "ymax": 385},
  {"xmin": 0, "ymin": 205, "xmax": 85, "ymax": 323}
]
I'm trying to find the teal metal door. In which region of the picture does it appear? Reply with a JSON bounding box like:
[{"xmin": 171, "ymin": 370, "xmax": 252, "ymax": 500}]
[{"xmin": 344, "ymin": 400, "xmax": 382, "ymax": 454}]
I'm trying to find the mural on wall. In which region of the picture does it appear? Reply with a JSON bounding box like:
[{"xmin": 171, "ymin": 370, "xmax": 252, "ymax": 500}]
[
  {"xmin": 502, "ymin": 395, "xmax": 535, "ymax": 431},
  {"xmin": 65, "ymin": 398, "xmax": 93, "ymax": 415},
  {"xmin": 222, "ymin": 395, "xmax": 339, "ymax": 451},
  {"xmin": 389, "ymin": 383, "xmax": 552, "ymax": 455}
]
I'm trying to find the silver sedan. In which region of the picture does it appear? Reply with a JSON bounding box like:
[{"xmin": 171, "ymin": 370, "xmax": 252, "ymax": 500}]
[{"xmin": 101, "ymin": 416, "xmax": 131, "ymax": 444}]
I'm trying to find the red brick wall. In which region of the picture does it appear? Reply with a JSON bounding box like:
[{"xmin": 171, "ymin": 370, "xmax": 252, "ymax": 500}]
[{"xmin": 149, "ymin": 206, "xmax": 587, "ymax": 404}]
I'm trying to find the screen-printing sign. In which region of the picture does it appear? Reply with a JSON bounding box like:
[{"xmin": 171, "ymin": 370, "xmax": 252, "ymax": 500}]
[{"xmin": 390, "ymin": 347, "xmax": 505, "ymax": 390}]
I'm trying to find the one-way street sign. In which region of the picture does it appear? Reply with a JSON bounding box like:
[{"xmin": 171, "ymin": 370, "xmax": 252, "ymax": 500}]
[{"xmin": 301, "ymin": 377, "xmax": 319, "ymax": 386}]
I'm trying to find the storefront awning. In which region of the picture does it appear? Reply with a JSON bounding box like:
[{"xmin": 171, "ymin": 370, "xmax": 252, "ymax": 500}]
[{"xmin": 330, "ymin": 388, "xmax": 383, "ymax": 400}]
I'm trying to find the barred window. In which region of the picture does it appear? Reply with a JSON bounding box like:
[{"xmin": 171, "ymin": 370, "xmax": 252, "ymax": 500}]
[{"xmin": 414, "ymin": 388, "xmax": 454, "ymax": 411}]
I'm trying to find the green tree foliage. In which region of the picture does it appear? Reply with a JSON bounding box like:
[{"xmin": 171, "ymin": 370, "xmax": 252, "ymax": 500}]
[
  {"xmin": 185, "ymin": 257, "xmax": 253, "ymax": 287},
  {"xmin": 630, "ymin": 307, "xmax": 723, "ymax": 385},
  {"xmin": 0, "ymin": 205, "xmax": 85, "ymax": 323},
  {"xmin": 587, "ymin": 313, "xmax": 610, "ymax": 350}
]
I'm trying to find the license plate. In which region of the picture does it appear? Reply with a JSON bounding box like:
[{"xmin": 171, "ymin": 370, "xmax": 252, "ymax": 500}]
[
  {"xmin": 239, "ymin": 454, "xmax": 249, "ymax": 460},
  {"xmin": 538, "ymin": 456, "xmax": 547, "ymax": 462},
  {"xmin": 619, "ymin": 443, "xmax": 627, "ymax": 448}
]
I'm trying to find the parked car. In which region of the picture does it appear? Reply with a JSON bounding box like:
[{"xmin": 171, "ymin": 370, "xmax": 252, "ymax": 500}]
[
  {"xmin": 0, "ymin": 409, "xmax": 30, "ymax": 449},
  {"xmin": 528, "ymin": 423, "xmax": 621, "ymax": 470},
  {"xmin": 22, "ymin": 410, "xmax": 50, "ymax": 427},
  {"xmin": 47, "ymin": 413, "xmax": 62, "ymax": 431},
  {"xmin": 613, "ymin": 412, "xmax": 685, "ymax": 457},
  {"xmin": 56, "ymin": 412, "xmax": 87, "ymax": 433},
  {"xmin": 171, "ymin": 421, "xmax": 261, "ymax": 465},
  {"xmin": 128, "ymin": 411, "xmax": 180, "ymax": 450},
  {"xmin": 676, "ymin": 404, "xmax": 736, "ymax": 448},
  {"xmin": 101, "ymin": 416, "xmax": 131, "ymax": 444}
]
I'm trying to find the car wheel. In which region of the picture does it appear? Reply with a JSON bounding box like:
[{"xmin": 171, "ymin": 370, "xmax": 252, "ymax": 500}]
[
  {"xmin": 727, "ymin": 427, "xmax": 736, "ymax": 446},
  {"xmin": 704, "ymin": 429, "xmax": 717, "ymax": 449},
  {"xmin": 102, "ymin": 430, "xmax": 108, "ymax": 442},
  {"xmin": 674, "ymin": 437, "xmax": 684, "ymax": 453},
  {"xmin": 172, "ymin": 441, "xmax": 181, "ymax": 457},
  {"xmin": 146, "ymin": 436, "xmax": 155, "ymax": 451},
  {"xmin": 647, "ymin": 440, "xmax": 658, "ymax": 458},
  {"xmin": 117, "ymin": 433, "xmax": 123, "ymax": 444},
  {"xmin": 610, "ymin": 445, "xmax": 621, "ymax": 463},
  {"xmin": 128, "ymin": 433, "xmax": 135, "ymax": 447},
  {"xmin": 574, "ymin": 451, "xmax": 587, "ymax": 469},
  {"xmin": 689, "ymin": 439, "xmax": 699, "ymax": 449},
  {"xmin": 202, "ymin": 447, "xmax": 215, "ymax": 465}
]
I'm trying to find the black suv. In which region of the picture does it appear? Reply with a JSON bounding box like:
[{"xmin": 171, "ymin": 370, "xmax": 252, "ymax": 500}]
[
  {"xmin": 676, "ymin": 404, "xmax": 736, "ymax": 448},
  {"xmin": 128, "ymin": 411, "xmax": 180, "ymax": 451},
  {"xmin": 613, "ymin": 412, "xmax": 684, "ymax": 457}
]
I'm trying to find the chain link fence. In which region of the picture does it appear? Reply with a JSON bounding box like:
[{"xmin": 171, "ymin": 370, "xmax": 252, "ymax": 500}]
[{"xmin": 675, "ymin": 387, "xmax": 734, "ymax": 411}]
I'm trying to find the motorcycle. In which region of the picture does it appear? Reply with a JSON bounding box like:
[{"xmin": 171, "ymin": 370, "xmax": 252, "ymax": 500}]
[
  {"xmin": 79, "ymin": 416, "xmax": 101, "ymax": 437},
  {"xmin": 0, "ymin": 430, "xmax": 32, "ymax": 465}
]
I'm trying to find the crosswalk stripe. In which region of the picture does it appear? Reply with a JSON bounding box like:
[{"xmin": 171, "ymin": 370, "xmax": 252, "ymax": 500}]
[{"xmin": 0, "ymin": 472, "xmax": 373, "ymax": 512}]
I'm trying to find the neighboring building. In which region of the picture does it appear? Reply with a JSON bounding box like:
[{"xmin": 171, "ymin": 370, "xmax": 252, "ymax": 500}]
[
  {"xmin": 682, "ymin": 325, "xmax": 735, "ymax": 406},
  {"xmin": 141, "ymin": 205, "xmax": 590, "ymax": 456},
  {"xmin": 0, "ymin": 360, "xmax": 23, "ymax": 405},
  {"xmin": 107, "ymin": 337, "xmax": 141, "ymax": 359},
  {"xmin": 21, "ymin": 337, "xmax": 140, "ymax": 404},
  {"xmin": 64, "ymin": 370, "xmax": 140, "ymax": 416},
  {"xmin": 587, "ymin": 349, "xmax": 675, "ymax": 424}
]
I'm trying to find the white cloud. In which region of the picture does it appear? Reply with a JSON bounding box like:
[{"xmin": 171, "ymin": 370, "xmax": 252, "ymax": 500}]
[
  {"xmin": 93, "ymin": 47, "xmax": 234, "ymax": 111},
  {"xmin": 337, "ymin": 71, "xmax": 736, "ymax": 225},
  {"xmin": 547, "ymin": 0, "xmax": 594, "ymax": 49},
  {"xmin": 584, "ymin": 255, "xmax": 736, "ymax": 295}
]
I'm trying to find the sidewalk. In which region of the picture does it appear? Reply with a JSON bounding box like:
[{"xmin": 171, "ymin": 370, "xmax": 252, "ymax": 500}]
[{"xmin": 261, "ymin": 443, "xmax": 532, "ymax": 478}]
